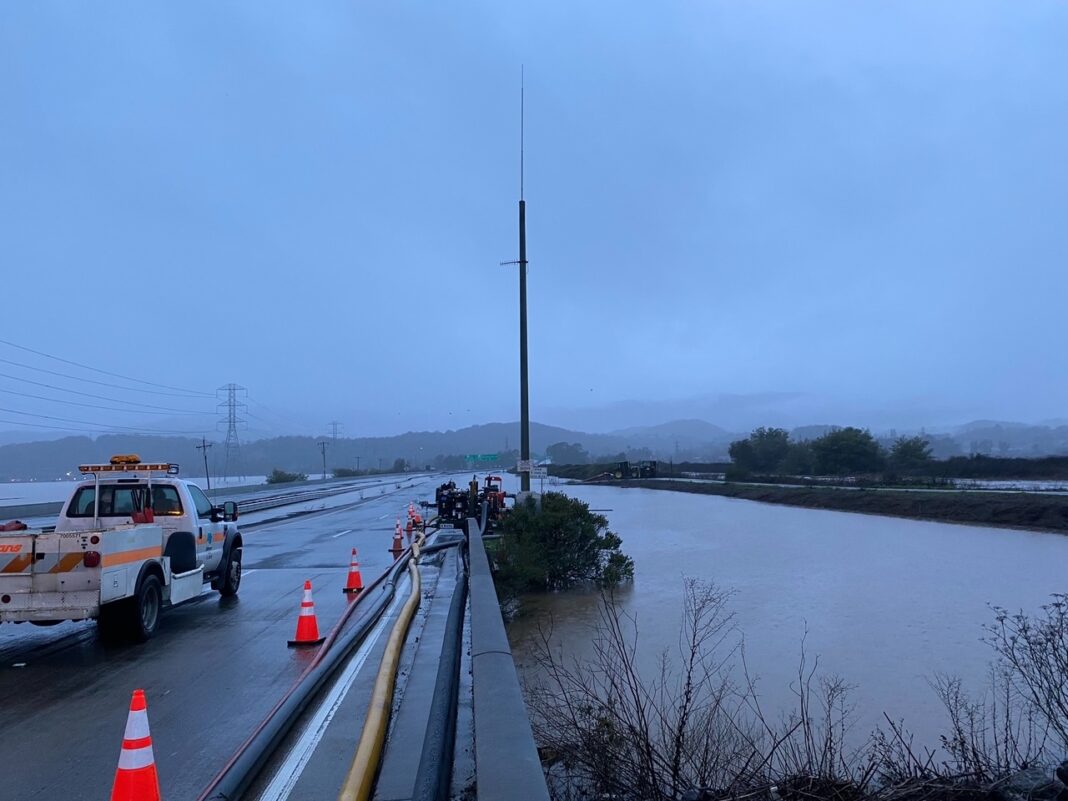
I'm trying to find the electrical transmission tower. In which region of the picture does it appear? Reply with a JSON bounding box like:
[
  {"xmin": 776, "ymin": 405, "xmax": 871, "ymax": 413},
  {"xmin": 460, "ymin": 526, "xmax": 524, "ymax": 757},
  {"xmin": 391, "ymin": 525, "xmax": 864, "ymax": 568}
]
[
  {"xmin": 328, "ymin": 421, "xmax": 342, "ymax": 442},
  {"xmin": 217, "ymin": 383, "xmax": 248, "ymax": 481}
]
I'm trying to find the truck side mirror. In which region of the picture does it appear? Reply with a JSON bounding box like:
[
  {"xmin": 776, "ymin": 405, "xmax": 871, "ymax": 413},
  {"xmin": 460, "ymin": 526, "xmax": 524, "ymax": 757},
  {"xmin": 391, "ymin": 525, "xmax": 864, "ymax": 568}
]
[
  {"xmin": 210, "ymin": 506, "xmax": 224, "ymax": 523},
  {"xmin": 222, "ymin": 501, "xmax": 239, "ymax": 522}
]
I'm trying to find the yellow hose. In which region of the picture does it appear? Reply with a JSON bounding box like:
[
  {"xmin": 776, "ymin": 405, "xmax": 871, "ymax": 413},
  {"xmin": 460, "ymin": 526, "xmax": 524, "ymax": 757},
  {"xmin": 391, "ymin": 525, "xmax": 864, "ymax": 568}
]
[{"xmin": 337, "ymin": 533, "xmax": 426, "ymax": 801}]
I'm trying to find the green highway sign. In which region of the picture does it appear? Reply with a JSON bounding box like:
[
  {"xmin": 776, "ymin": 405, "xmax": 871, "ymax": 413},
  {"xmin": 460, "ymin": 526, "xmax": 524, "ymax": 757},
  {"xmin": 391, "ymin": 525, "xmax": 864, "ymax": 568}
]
[{"xmin": 465, "ymin": 454, "xmax": 499, "ymax": 462}]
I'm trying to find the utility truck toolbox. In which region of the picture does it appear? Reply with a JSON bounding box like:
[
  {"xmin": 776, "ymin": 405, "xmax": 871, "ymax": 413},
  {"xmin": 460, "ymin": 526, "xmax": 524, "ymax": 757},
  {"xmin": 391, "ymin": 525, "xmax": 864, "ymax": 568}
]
[{"xmin": 0, "ymin": 455, "xmax": 244, "ymax": 642}]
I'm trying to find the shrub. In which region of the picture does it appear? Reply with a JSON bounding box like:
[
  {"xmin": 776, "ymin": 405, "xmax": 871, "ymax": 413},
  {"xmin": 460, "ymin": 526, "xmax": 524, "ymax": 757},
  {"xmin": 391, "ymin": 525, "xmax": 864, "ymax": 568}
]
[
  {"xmin": 266, "ymin": 468, "xmax": 307, "ymax": 484},
  {"xmin": 494, "ymin": 492, "xmax": 633, "ymax": 601}
]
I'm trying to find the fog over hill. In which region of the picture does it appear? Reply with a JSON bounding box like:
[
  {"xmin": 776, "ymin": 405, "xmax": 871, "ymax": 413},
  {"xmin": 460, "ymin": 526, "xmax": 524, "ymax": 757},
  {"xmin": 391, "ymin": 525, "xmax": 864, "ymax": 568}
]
[{"xmin": 3, "ymin": 416, "xmax": 1068, "ymax": 482}]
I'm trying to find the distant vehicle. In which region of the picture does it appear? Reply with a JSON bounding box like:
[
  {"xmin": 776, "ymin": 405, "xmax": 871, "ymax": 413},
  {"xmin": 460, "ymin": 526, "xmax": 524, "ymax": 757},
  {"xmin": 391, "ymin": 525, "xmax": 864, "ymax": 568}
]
[
  {"xmin": 614, "ymin": 460, "xmax": 658, "ymax": 479},
  {"xmin": 0, "ymin": 455, "xmax": 243, "ymax": 641},
  {"xmin": 482, "ymin": 475, "xmax": 507, "ymax": 520}
]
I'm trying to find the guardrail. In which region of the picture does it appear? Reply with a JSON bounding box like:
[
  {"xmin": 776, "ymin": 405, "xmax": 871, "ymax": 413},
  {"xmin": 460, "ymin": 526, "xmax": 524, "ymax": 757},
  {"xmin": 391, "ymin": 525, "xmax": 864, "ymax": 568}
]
[
  {"xmin": 0, "ymin": 478, "xmax": 405, "ymax": 524},
  {"xmin": 468, "ymin": 516, "xmax": 550, "ymax": 801},
  {"xmin": 234, "ymin": 483, "xmax": 371, "ymax": 514}
]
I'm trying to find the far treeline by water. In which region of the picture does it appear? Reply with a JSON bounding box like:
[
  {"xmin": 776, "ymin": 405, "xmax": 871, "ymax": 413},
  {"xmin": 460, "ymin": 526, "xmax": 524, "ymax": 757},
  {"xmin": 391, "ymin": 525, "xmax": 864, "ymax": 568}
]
[{"xmin": 550, "ymin": 427, "xmax": 1068, "ymax": 483}]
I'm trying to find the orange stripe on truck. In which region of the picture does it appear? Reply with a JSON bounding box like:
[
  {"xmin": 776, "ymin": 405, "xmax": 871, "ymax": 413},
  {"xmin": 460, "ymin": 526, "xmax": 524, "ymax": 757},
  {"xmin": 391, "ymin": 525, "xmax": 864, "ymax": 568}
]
[
  {"xmin": 49, "ymin": 553, "xmax": 85, "ymax": 574},
  {"xmin": 102, "ymin": 547, "xmax": 162, "ymax": 567},
  {"xmin": 1, "ymin": 555, "xmax": 33, "ymax": 574}
]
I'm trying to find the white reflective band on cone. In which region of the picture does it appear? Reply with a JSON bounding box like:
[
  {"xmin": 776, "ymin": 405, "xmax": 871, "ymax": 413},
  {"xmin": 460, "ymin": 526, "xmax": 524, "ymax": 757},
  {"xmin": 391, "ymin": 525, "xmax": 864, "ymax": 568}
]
[
  {"xmin": 118, "ymin": 745, "xmax": 156, "ymax": 771},
  {"xmin": 123, "ymin": 709, "xmax": 151, "ymax": 740}
]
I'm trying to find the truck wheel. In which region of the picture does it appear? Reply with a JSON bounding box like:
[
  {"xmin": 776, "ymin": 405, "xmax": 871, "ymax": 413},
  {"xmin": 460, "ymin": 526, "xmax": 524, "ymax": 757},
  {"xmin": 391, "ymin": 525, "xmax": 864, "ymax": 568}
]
[
  {"xmin": 129, "ymin": 574, "xmax": 162, "ymax": 642},
  {"xmin": 219, "ymin": 546, "xmax": 242, "ymax": 597}
]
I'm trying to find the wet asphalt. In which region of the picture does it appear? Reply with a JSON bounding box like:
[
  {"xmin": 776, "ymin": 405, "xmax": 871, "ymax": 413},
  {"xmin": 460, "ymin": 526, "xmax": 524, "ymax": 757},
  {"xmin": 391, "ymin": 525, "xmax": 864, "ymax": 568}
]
[{"xmin": 0, "ymin": 477, "xmax": 436, "ymax": 801}]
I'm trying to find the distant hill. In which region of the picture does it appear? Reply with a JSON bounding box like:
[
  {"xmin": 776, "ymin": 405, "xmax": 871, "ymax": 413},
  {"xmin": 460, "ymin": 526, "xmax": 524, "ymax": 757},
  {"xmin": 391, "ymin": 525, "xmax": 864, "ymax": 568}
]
[
  {"xmin": 5, "ymin": 416, "xmax": 1068, "ymax": 481},
  {"xmin": 0, "ymin": 420, "xmax": 738, "ymax": 481}
]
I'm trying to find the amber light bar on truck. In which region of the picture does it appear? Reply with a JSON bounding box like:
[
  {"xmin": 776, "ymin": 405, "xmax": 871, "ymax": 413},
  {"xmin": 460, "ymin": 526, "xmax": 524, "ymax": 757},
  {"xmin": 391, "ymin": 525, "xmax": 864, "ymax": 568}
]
[{"xmin": 79, "ymin": 463, "xmax": 179, "ymax": 474}]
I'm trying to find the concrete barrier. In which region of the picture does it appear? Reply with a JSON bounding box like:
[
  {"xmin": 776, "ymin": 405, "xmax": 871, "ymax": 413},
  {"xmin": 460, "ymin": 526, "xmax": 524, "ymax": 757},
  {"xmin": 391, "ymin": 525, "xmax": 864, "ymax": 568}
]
[
  {"xmin": 0, "ymin": 501, "xmax": 63, "ymax": 520},
  {"xmin": 467, "ymin": 517, "xmax": 549, "ymax": 801}
]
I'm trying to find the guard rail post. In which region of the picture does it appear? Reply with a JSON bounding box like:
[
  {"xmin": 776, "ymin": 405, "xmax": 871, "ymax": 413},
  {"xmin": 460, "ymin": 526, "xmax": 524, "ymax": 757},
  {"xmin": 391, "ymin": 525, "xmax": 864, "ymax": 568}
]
[{"xmin": 467, "ymin": 517, "xmax": 549, "ymax": 801}]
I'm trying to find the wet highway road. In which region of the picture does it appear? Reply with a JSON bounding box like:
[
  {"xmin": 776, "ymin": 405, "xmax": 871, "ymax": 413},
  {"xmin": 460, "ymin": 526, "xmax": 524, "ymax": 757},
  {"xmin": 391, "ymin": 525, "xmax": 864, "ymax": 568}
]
[{"xmin": 0, "ymin": 476, "xmax": 437, "ymax": 800}]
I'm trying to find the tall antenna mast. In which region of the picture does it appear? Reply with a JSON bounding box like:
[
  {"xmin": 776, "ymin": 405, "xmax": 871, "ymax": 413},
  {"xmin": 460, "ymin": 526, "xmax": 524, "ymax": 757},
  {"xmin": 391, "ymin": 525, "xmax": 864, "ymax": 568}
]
[
  {"xmin": 517, "ymin": 67, "xmax": 530, "ymax": 493},
  {"xmin": 520, "ymin": 65, "xmax": 525, "ymax": 201},
  {"xmin": 501, "ymin": 68, "xmax": 532, "ymax": 494}
]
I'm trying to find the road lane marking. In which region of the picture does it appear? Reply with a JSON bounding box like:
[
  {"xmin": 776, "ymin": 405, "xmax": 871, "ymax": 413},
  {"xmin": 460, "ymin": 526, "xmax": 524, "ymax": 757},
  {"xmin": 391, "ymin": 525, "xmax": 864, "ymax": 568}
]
[
  {"xmin": 257, "ymin": 586, "xmax": 408, "ymax": 801},
  {"xmin": 331, "ymin": 529, "xmax": 354, "ymax": 539}
]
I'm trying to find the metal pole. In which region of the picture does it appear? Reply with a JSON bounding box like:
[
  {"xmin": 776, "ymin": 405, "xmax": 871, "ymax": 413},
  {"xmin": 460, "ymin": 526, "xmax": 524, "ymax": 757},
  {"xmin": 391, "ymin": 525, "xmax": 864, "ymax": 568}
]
[
  {"xmin": 519, "ymin": 198, "xmax": 530, "ymax": 493},
  {"xmin": 197, "ymin": 437, "xmax": 213, "ymax": 493}
]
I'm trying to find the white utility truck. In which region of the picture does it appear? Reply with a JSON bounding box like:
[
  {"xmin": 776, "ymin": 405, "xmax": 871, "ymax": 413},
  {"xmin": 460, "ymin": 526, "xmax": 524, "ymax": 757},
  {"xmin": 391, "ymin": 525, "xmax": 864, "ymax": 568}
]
[{"xmin": 0, "ymin": 455, "xmax": 243, "ymax": 641}]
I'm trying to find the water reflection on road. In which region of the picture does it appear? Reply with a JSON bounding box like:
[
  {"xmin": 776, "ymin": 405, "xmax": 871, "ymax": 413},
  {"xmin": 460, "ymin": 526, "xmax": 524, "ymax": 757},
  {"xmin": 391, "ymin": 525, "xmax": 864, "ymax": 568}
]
[{"xmin": 507, "ymin": 484, "xmax": 1068, "ymax": 749}]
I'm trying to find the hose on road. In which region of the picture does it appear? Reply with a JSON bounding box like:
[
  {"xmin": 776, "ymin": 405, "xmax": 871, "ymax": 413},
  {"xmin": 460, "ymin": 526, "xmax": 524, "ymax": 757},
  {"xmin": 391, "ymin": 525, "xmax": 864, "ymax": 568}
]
[
  {"xmin": 198, "ymin": 531, "xmax": 458, "ymax": 801},
  {"xmin": 337, "ymin": 532, "xmax": 427, "ymax": 801}
]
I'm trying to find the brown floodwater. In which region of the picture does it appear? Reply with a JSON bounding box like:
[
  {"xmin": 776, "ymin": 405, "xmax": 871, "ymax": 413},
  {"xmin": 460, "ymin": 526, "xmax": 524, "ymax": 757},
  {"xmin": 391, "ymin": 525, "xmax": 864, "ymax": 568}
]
[{"xmin": 506, "ymin": 482, "xmax": 1068, "ymax": 750}]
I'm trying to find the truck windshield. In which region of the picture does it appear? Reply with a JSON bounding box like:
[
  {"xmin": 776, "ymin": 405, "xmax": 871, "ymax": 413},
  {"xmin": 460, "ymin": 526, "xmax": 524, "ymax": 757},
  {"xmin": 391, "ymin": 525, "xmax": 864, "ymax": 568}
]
[{"xmin": 67, "ymin": 484, "xmax": 184, "ymax": 517}]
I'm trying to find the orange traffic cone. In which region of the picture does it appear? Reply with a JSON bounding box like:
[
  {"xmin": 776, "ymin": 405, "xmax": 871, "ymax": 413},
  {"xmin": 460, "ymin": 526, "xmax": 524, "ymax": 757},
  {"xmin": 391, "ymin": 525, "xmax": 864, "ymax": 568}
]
[
  {"xmin": 343, "ymin": 548, "xmax": 364, "ymax": 595},
  {"xmin": 288, "ymin": 580, "xmax": 325, "ymax": 647},
  {"xmin": 390, "ymin": 521, "xmax": 404, "ymax": 559},
  {"xmin": 111, "ymin": 689, "xmax": 161, "ymax": 801},
  {"xmin": 408, "ymin": 502, "xmax": 415, "ymax": 520},
  {"xmin": 405, "ymin": 519, "xmax": 414, "ymax": 543}
]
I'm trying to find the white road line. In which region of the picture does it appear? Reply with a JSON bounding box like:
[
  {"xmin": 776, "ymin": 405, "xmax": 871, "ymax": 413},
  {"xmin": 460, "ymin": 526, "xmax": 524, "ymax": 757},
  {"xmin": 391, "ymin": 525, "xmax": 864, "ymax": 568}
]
[
  {"xmin": 257, "ymin": 586, "xmax": 408, "ymax": 801},
  {"xmin": 376, "ymin": 513, "xmax": 388, "ymax": 520},
  {"xmin": 242, "ymin": 569, "xmax": 258, "ymax": 578},
  {"xmin": 331, "ymin": 529, "xmax": 353, "ymax": 539}
]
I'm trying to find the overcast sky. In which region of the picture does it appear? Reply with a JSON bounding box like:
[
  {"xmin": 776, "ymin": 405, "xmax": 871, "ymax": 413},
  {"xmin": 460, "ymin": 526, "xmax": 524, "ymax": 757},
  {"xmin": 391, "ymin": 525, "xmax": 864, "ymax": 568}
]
[{"xmin": 2, "ymin": 2, "xmax": 1066, "ymax": 439}]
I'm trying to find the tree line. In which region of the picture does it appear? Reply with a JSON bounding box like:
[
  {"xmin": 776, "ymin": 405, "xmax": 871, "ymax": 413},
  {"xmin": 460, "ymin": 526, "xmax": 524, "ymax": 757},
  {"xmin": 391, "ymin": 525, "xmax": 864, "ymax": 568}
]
[{"xmin": 728, "ymin": 426, "xmax": 933, "ymax": 478}]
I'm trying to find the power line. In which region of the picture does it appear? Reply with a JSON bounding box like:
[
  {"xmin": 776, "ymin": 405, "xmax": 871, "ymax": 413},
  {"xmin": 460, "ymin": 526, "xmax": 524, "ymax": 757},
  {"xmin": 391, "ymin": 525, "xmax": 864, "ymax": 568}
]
[
  {"xmin": 0, "ymin": 418, "xmax": 134, "ymax": 434},
  {"xmin": 0, "ymin": 370, "xmax": 211, "ymax": 411},
  {"xmin": 0, "ymin": 338, "xmax": 214, "ymax": 396},
  {"xmin": 0, "ymin": 386, "xmax": 209, "ymax": 415},
  {"xmin": 247, "ymin": 398, "xmax": 306, "ymax": 433},
  {"xmin": 0, "ymin": 406, "xmax": 209, "ymax": 434},
  {"xmin": 0, "ymin": 357, "xmax": 210, "ymax": 398},
  {"xmin": 0, "ymin": 418, "xmax": 206, "ymax": 436}
]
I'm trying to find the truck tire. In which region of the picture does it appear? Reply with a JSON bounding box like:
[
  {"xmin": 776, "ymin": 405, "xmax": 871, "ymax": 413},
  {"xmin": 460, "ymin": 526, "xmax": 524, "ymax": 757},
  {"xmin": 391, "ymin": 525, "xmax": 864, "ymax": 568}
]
[
  {"xmin": 219, "ymin": 545, "xmax": 242, "ymax": 597},
  {"xmin": 129, "ymin": 574, "xmax": 162, "ymax": 642}
]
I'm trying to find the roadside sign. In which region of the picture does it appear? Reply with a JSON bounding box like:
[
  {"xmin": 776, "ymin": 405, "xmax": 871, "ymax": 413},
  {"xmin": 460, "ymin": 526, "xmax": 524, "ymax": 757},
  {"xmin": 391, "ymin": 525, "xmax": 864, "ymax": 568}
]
[
  {"xmin": 465, "ymin": 454, "xmax": 499, "ymax": 462},
  {"xmin": 530, "ymin": 467, "xmax": 548, "ymax": 479},
  {"xmin": 516, "ymin": 459, "xmax": 533, "ymax": 472}
]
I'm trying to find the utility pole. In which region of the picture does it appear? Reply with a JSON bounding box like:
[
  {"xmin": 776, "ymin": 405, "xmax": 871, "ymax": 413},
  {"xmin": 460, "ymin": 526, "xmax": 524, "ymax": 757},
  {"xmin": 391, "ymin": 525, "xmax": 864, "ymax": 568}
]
[
  {"xmin": 328, "ymin": 421, "xmax": 342, "ymax": 442},
  {"xmin": 318, "ymin": 440, "xmax": 328, "ymax": 481},
  {"xmin": 502, "ymin": 68, "xmax": 531, "ymax": 493},
  {"xmin": 217, "ymin": 383, "xmax": 247, "ymax": 482},
  {"xmin": 356, "ymin": 455, "xmax": 361, "ymax": 473},
  {"xmin": 196, "ymin": 438, "xmax": 213, "ymax": 493}
]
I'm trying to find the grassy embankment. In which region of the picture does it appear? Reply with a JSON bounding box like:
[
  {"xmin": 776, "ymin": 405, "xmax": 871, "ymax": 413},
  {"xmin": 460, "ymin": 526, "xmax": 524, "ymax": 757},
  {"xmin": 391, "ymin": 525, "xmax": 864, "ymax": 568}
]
[{"xmin": 609, "ymin": 478, "xmax": 1068, "ymax": 533}]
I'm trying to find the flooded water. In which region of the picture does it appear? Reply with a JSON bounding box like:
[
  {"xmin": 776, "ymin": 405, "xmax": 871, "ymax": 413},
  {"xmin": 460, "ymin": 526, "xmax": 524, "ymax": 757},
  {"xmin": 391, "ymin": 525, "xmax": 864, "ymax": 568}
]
[{"xmin": 508, "ymin": 484, "xmax": 1068, "ymax": 751}]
